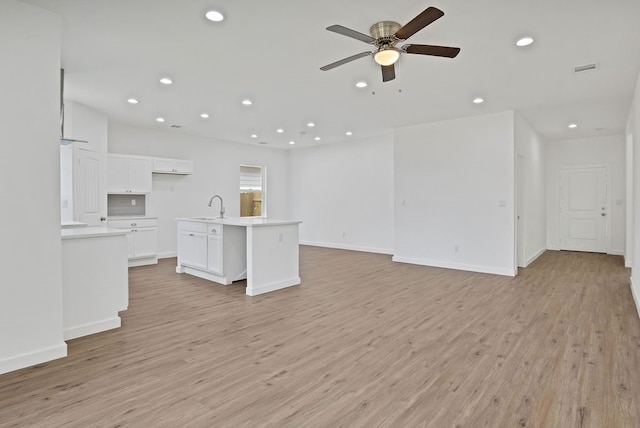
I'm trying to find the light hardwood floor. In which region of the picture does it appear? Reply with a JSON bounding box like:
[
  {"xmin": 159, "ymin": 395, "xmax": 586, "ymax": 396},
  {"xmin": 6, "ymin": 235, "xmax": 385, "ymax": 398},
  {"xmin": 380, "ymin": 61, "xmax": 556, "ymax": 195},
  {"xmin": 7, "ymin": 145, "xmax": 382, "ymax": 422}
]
[{"xmin": 1, "ymin": 247, "xmax": 639, "ymax": 427}]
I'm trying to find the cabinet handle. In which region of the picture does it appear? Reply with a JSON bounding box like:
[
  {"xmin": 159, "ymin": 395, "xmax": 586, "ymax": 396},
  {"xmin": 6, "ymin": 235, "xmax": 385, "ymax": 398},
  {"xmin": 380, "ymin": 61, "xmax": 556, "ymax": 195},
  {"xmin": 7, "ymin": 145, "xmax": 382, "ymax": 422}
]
[
  {"xmin": 212, "ymin": 229, "xmax": 217, "ymax": 233},
  {"xmin": 189, "ymin": 233, "xmax": 194, "ymax": 236},
  {"xmin": 131, "ymin": 223, "xmax": 137, "ymax": 226}
]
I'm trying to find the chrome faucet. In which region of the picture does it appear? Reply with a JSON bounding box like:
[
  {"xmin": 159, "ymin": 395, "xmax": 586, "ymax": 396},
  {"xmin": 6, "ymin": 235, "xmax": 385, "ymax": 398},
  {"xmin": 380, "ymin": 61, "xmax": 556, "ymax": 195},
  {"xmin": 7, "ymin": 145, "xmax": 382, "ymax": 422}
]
[{"xmin": 208, "ymin": 194, "xmax": 225, "ymax": 218}]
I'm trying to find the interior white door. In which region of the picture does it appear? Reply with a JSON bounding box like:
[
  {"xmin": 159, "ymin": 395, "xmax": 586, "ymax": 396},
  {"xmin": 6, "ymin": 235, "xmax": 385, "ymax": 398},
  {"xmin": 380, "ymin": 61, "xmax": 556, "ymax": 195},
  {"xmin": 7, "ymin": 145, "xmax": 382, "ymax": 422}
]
[
  {"xmin": 559, "ymin": 167, "xmax": 608, "ymax": 253},
  {"xmin": 75, "ymin": 147, "xmax": 106, "ymax": 226}
]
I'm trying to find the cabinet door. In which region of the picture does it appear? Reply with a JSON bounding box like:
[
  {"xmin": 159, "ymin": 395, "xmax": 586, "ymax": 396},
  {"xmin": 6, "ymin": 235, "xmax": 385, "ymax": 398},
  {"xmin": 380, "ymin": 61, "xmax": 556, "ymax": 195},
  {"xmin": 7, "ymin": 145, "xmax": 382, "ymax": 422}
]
[
  {"xmin": 152, "ymin": 158, "xmax": 174, "ymax": 173},
  {"xmin": 174, "ymin": 160, "xmax": 193, "ymax": 174},
  {"xmin": 207, "ymin": 234, "xmax": 223, "ymax": 275},
  {"xmin": 133, "ymin": 228, "xmax": 157, "ymax": 258},
  {"xmin": 75, "ymin": 148, "xmax": 106, "ymax": 226},
  {"xmin": 179, "ymin": 231, "xmax": 207, "ymax": 270},
  {"xmin": 107, "ymin": 155, "xmax": 129, "ymax": 193},
  {"xmin": 128, "ymin": 158, "xmax": 152, "ymax": 193}
]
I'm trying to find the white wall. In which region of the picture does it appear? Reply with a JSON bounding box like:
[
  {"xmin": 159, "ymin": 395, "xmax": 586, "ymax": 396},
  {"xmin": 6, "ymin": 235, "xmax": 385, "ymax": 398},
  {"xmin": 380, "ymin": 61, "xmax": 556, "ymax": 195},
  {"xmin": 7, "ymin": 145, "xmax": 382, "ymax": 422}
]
[
  {"xmin": 108, "ymin": 123, "xmax": 290, "ymax": 257},
  {"xmin": 393, "ymin": 111, "xmax": 516, "ymax": 276},
  {"xmin": 0, "ymin": 1, "xmax": 66, "ymax": 374},
  {"xmin": 546, "ymin": 135, "xmax": 626, "ymax": 254},
  {"xmin": 289, "ymin": 133, "xmax": 394, "ymax": 254},
  {"xmin": 63, "ymin": 101, "xmax": 109, "ymax": 153},
  {"xmin": 514, "ymin": 113, "xmax": 547, "ymax": 266},
  {"xmin": 629, "ymin": 71, "xmax": 640, "ymax": 318}
]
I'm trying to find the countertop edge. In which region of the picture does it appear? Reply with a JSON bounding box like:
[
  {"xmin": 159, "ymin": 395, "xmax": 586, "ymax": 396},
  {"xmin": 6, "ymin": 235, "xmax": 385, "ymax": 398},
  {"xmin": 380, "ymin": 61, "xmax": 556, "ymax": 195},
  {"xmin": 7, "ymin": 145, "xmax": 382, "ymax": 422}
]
[{"xmin": 61, "ymin": 227, "xmax": 129, "ymax": 240}]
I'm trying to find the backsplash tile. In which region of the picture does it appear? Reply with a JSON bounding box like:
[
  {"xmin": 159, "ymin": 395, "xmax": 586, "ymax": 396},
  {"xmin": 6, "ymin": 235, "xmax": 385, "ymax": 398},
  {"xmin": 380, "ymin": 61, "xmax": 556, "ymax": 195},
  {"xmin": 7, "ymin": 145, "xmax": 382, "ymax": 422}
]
[{"xmin": 108, "ymin": 194, "xmax": 146, "ymax": 216}]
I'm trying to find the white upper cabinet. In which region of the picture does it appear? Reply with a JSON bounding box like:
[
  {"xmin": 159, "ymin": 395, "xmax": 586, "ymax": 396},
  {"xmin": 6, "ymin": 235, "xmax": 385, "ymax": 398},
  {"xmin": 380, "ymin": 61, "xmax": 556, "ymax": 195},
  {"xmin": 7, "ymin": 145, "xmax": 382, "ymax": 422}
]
[
  {"xmin": 107, "ymin": 154, "xmax": 152, "ymax": 194},
  {"xmin": 152, "ymin": 157, "xmax": 193, "ymax": 175}
]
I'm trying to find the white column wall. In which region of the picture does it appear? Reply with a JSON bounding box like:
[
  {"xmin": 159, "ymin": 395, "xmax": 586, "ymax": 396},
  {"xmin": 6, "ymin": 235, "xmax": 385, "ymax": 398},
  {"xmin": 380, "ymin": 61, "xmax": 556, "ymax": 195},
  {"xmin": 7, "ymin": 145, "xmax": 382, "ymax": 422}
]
[
  {"xmin": 0, "ymin": 1, "xmax": 66, "ymax": 374},
  {"xmin": 514, "ymin": 112, "xmax": 547, "ymax": 266},
  {"xmin": 545, "ymin": 135, "xmax": 626, "ymax": 254},
  {"xmin": 108, "ymin": 122, "xmax": 290, "ymax": 257},
  {"xmin": 288, "ymin": 133, "xmax": 394, "ymax": 254},
  {"xmin": 393, "ymin": 111, "xmax": 516, "ymax": 276},
  {"xmin": 629, "ymin": 71, "xmax": 640, "ymax": 318}
]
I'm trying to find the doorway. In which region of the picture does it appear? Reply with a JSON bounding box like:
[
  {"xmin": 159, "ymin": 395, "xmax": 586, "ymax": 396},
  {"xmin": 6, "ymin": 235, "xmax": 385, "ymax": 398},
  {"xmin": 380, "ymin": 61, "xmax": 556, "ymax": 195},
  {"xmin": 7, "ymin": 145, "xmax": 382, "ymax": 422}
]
[
  {"xmin": 239, "ymin": 165, "xmax": 266, "ymax": 217},
  {"xmin": 559, "ymin": 166, "xmax": 608, "ymax": 253}
]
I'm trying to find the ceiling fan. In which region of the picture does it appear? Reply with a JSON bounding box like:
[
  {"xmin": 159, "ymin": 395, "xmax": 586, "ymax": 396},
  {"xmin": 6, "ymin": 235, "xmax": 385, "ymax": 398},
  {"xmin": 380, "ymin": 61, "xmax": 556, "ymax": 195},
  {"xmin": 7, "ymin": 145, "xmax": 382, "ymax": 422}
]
[{"xmin": 320, "ymin": 6, "xmax": 460, "ymax": 82}]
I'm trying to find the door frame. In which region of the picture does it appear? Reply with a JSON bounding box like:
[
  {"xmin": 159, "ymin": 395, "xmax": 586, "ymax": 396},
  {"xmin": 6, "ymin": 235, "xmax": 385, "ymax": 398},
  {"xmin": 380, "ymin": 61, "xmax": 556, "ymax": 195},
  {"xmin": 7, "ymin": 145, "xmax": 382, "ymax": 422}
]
[{"xmin": 557, "ymin": 164, "xmax": 611, "ymax": 253}]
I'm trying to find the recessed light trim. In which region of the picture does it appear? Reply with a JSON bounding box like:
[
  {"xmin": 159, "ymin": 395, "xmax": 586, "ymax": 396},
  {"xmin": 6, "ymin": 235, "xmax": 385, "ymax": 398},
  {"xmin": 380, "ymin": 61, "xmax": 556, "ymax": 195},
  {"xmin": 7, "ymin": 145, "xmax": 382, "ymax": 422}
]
[
  {"xmin": 241, "ymin": 99, "xmax": 252, "ymax": 106},
  {"xmin": 314, "ymin": 137, "xmax": 321, "ymax": 141},
  {"xmin": 127, "ymin": 98, "xmax": 139, "ymax": 104},
  {"xmin": 473, "ymin": 97, "xmax": 485, "ymax": 104},
  {"xmin": 156, "ymin": 117, "xmax": 165, "ymax": 123},
  {"xmin": 568, "ymin": 123, "xmax": 578, "ymax": 129},
  {"xmin": 251, "ymin": 134, "xmax": 258, "ymax": 138},
  {"xmin": 200, "ymin": 113, "xmax": 210, "ymax": 119},
  {"xmin": 160, "ymin": 77, "xmax": 173, "ymax": 85},
  {"xmin": 289, "ymin": 141, "xmax": 296, "ymax": 145},
  {"xmin": 355, "ymin": 81, "xmax": 368, "ymax": 88},
  {"xmin": 205, "ymin": 10, "xmax": 224, "ymax": 22},
  {"xmin": 345, "ymin": 131, "xmax": 353, "ymax": 136},
  {"xmin": 276, "ymin": 128, "xmax": 284, "ymax": 133},
  {"xmin": 516, "ymin": 36, "xmax": 534, "ymax": 47},
  {"xmin": 307, "ymin": 122, "xmax": 315, "ymax": 127}
]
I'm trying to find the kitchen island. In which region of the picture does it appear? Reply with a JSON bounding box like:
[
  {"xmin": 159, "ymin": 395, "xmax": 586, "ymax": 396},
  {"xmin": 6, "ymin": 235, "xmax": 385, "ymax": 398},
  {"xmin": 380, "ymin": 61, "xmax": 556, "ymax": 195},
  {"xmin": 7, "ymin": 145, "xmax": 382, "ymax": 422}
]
[{"xmin": 176, "ymin": 217, "xmax": 301, "ymax": 296}]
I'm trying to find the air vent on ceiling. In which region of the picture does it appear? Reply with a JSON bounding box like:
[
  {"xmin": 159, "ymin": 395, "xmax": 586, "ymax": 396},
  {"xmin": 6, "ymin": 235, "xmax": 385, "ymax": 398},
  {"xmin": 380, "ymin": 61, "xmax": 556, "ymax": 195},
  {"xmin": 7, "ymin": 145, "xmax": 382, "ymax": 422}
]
[
  {"xmin": 170, "ymin": 124, "xmax": 182, "ymax": 128},
  {"xmin": 573, "ymin": 63, "xmax": 597, "ymax": 73},
  {"xmin": 258, "ymin": 141, "xmax": 269, "ymax": 145}
]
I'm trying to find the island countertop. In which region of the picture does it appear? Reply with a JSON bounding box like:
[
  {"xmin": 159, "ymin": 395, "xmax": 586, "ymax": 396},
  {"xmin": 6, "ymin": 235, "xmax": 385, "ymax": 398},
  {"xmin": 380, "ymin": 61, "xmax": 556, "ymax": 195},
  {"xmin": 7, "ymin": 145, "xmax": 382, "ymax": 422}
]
[
  {"xmin": 176, "ymin": 217, "xmax": 301, "ymax": 227},
  {"xmin": 61, "ymin": 226, "xmax": 128, "ymax": 240}
]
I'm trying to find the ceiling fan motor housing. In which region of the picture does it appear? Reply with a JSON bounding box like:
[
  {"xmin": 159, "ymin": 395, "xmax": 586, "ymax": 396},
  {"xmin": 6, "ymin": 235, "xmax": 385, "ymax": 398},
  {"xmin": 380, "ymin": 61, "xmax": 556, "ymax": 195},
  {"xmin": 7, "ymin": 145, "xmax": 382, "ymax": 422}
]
[{"xmin": 370, "ymin": 21, "xmax": 401, "ymax": 46}]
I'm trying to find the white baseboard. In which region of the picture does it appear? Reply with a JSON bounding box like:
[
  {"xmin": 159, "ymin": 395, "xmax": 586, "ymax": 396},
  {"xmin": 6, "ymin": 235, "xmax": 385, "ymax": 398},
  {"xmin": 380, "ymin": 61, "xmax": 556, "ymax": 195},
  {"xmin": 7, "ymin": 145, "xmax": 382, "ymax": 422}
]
[
  {"xmin": 247, "ymin": 277, "xmax": 301, "ymax": 296},
  {"xmin": 608, "ymin": 250, "xmax": 624, "ymax": 256},
  {"xmin": 0, "ymin": 343, "xmax": 67, "ymax": 375},
  {"xmin": 626, "ymin": 259, "xmax": 632, "ymax": 268},
  {"xmin": 299, "ymin": 240, "xmax": 393, "ymax": 255},
  {"xmin": 631, "ymin": 277, "xmax": 640, "ymax": 320},
  {"xmin": 525, "ymin": 248, "xmax": 546, "ymax": 267},
  {"xmin": 64, "ymin": 317, "xmax": 121, "ymax": 341},
  {"xmin": 391, "ymin": 255, "xmax": 516, "ymax": 277},
  {"xmin": 546, "ymin": 245, "xmax": 560, "ymax": 251},
  {"xmin": 158, "ymin": 251, "xmax": 177, "ymax": 259}
]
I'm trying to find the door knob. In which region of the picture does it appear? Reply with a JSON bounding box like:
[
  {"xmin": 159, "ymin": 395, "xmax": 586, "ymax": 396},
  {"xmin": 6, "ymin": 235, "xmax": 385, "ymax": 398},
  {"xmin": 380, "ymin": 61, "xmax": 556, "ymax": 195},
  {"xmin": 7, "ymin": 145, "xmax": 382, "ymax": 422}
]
[{"xmin": 601, "ymin": 213, "xmax": 606, "ymax": 217}]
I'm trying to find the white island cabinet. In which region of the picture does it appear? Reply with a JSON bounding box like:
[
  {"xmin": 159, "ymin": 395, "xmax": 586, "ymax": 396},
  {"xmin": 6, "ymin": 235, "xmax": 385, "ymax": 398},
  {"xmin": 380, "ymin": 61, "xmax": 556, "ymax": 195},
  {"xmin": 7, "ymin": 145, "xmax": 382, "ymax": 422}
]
[{"xmin": 176, "ymin": 217, "xmax": 301, "ymax": 296}]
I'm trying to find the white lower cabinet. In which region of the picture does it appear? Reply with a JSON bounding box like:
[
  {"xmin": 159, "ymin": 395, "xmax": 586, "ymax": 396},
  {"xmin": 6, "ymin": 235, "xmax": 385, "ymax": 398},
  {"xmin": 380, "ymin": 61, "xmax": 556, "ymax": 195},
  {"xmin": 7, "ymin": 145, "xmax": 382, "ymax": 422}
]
[
  {"xmin": 176, "ymin": 220, "xmax": 246, "ymax": 285},
  {"xmin": 178, "ymin": 230, "xmax": 207, "ymax": 270},
  {"xmin": 108, "ymin": 217, "xmax": 158, "ymax": 267}
]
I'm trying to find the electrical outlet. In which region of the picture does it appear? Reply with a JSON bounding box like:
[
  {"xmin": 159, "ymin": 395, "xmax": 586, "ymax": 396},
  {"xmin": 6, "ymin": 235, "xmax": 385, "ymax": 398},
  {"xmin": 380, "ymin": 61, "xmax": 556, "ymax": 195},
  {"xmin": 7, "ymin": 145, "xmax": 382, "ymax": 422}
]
[{"xmin": 131, "ymin": 199, "xmax": 136, "ymax": 206}]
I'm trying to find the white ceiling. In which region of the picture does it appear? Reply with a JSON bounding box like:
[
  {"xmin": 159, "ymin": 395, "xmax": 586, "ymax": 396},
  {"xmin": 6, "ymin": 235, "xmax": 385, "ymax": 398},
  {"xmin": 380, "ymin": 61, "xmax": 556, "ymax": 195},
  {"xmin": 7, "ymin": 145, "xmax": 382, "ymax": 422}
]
[{"xmin": 21, "ymin": 0, "xmax": 640, "ymax": 149}]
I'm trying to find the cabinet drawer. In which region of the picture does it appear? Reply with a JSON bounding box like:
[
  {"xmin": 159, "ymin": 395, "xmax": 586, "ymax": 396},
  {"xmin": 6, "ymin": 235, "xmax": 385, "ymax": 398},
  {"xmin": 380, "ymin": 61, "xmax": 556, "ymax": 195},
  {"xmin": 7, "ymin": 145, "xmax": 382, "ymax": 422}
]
[
  {"xmin": 208, "ymin": 225, "xmax": 223, "ymax": 236},
  {"xmin": 178, "ymin": 221, "xmax": 208, "ymax": 233},
  {"xmin": 109, "ymin": 218, "xmax": 158, "ymax": 229}
]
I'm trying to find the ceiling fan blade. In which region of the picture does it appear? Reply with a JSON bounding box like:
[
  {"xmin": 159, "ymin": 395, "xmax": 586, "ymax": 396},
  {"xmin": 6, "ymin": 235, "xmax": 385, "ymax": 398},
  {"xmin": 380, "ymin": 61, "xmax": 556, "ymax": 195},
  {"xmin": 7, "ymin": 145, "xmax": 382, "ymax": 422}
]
[
  {"xmin": 320, "ymin": 51, "xmax": 372, "ymax": 71},
  {"xmin": 403, "ymin": 44, "xmax": 460, "ymax": 58},
  {"xmin": 381, "ymin": 64, "xmax": 395, "ymax": 82},
  {"xmin": 394, "ymin": 7, "xmax": 444, "ymax": 40},
  {"xmin": 326, "ymin": 25, "xmax": 375, "ymax": 44}
]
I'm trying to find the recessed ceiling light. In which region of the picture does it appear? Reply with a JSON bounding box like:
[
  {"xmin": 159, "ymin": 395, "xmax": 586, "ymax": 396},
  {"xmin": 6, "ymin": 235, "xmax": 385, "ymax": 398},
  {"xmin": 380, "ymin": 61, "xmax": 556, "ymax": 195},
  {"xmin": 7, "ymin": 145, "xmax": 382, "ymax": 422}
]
[
  {"xmin": 241, "ymin": 99, "xmax": 252, "ymax": 106},
  {"xmin": 160, "ymin": 77, "xmax": 172, "ymax": 85},
  {"xmin": 314, "ymin": 137, "xmax": 321, "ymax": 141},
  {"xmin": 200, "ymin": 113, "xmax": 210, "ymax": 119},
  {"xmin": 473, "ymin": 97, "xmax": 485, "ymax": 104},
  {"xmin": 127, "ymin": 98, "xmax": 139, "ymax": 104},
  {"xmin": 276, "ymin": 128, "xmax": 284, "ymax": 133},
  {"xmin": 355, "ymin": 81, "xmax": 368, "ymax": 88},
  {"xmin": 289, "ymin": 141, "xmax": 296, "ymax": 145},
  {"xmin": 568, "ymin": 123, "xmax": 578, "ymax": 129},
  {"xmin": 307, "ymin": 122, "xmax": 315, "ymax": 127},
  {"xmin": 251, "ymin": 134, "xmax": 258, "ymax": 138},
  {"xmin": 156, "ymin": 117, "xmax": 165, "ymax": 123},
  {"xmin": 516, "ymin": 37, "xmax": 534, "ymax": 47},
  {"xmin": 345, "ymin": 131, "xmax": 353, "ymax": 136},
  {"xmin": 205, "ymin": 10, "xmax": 224, "ymax": 22}
]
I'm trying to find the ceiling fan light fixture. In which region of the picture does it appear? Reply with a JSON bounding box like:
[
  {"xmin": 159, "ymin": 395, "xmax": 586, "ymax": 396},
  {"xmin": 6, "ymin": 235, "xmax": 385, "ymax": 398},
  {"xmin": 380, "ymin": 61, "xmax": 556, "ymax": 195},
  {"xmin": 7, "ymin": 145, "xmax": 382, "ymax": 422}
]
[{"xmin": 374, "ymin": 48, "xmax": 400, "ymax": 66}]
